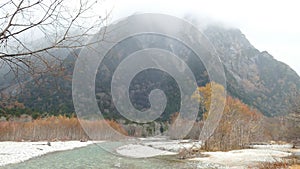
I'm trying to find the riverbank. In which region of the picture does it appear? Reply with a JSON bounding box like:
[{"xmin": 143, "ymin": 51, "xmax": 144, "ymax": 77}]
[
  {"xmin": 0, "ymin": 141, "xmax": 102, "ymax": 166},
  {"xmin": 116, "ymin": 138, "xmax": 300, "ymax": 168},
  {"xmin": 1, "ymin": 139, "xmax": 298, "ymax": 168},
  {"xmin": 190, "ymin": 149, "xmax": 292, "ymax": 168}
]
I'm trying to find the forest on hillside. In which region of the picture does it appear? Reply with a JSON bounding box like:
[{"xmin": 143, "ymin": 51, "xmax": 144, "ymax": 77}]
[{"xmin": 1, "ymin": 82, "xmax": 299, "ymax": 151}]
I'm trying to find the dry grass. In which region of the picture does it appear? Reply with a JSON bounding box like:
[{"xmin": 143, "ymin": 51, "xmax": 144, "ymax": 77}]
[
  {"xmin": 289, "ymin": 164, "xmax": 300, "ymax": 169},
  {"xmin": 256, "ymin": 158, "xmax": 299, "ymax": 169},
  {"xmin": 0, "ymin": 115, "xmax": 127, "ymax": 141}
]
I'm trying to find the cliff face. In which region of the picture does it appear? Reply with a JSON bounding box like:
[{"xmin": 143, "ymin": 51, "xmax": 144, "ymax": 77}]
[
  {"xmin": 204, "ymin": 26, "xmax": 300, "ymax": 116},
  {"xmin": 2, "ymin": 24, "xmax": 300, "ymax": 117}
]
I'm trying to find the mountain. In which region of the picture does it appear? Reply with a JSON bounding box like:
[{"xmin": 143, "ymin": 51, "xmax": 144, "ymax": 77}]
[
  {"xmin": 204, "ymin": 26, "xmax": 300, "ymax": 116},
  {"xmin": 1, "ymin": 23, "xmax": 300, "ymax": 118}
]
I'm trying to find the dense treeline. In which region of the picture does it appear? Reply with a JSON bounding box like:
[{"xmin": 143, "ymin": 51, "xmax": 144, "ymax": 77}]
[
  {"xmin": 0, "ymin": 115, "xmax": 127, "ymax": 141},
  {"xmin": 0, "ymin": 97, "xmax": 76, "ymax": 120}
]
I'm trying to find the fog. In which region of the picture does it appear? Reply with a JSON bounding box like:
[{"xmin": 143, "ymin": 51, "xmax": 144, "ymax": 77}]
[
  {"xmin": 2, "ymin": 0, "xmax": 299, "ymax": 75},
  {"xmin": 100, "ymin": 0, "xmax": 300, "ymax": 75}
]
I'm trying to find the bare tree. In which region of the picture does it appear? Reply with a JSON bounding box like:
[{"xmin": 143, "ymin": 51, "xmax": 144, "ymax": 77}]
[
  {"xmin": 0, "ymin": 0, "xmax": 109, "ymax": 79},
  {"xmin": 286, "ymin": 96, "xmax": 300, "ymax": 143}
]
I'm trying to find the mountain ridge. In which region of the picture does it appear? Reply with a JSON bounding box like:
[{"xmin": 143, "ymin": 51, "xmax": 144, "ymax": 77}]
[{"xmin": 1, "ymin": 23, "xmax": 299, "ymax": 118}]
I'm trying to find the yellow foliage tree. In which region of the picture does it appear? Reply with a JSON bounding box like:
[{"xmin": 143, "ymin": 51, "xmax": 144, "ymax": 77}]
[{"xmin": 193, "ymin": 82, "xmax": 226, "ymax": 120}]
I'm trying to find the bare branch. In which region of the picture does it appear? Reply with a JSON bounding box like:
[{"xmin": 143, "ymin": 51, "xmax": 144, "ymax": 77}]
[{"xmin": 0, "ymin": 0, "xmax": 108, "ymax": 78}]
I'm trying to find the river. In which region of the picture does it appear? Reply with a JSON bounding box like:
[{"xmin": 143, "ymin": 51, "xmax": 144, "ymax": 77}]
[{"xmin": 1, "ymin": 142, "xmax": 221, "ymax": 169}]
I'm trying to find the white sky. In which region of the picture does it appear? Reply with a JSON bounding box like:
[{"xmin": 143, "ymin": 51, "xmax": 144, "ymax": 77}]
[{"xmin": 97, "ymin": 0, "xmax": 300, "ymax": 75}]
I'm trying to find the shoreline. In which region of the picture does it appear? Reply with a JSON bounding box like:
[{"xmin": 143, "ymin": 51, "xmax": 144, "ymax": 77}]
[
  {"xmin": 1, "ymin": 139, "xmax": 298, "ymax": 168},
  {"xmin": 116, "ymin": 144, "xmax": 177, "ymax": 158},
  {"xmin": 0, "ymin": 141, "xmax": 103, "ymax": 167},
  {"xmin": 115, "ymin": 138, "xmax": 299, "ymax": 168}
]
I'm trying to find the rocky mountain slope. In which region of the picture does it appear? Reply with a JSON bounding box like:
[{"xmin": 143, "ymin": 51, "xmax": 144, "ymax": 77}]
[
  {"xmin": 1, "ymin": 24, "xmax": 300, "ymax": 118},
  {"xmin": 204, "ymin": 26, "xmax": 300, "ymax": 116}
]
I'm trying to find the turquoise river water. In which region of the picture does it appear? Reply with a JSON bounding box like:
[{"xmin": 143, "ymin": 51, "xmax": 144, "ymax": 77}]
[{"xmin": 0, "ymin": 142, "xmax": 222, "ymax": 169}]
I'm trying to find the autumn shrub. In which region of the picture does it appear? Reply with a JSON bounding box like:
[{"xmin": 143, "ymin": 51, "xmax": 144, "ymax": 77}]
[
  {"xmin": 188, "ymin": 83, "xmax": 267, "ymax": 151},
  {"xmin": 201, "ymin": 96, "xmax": 265, "ymax": 151}
]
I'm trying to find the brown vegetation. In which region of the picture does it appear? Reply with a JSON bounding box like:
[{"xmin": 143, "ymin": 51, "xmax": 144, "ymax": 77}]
[
  {"xmin": 186, "ymin": 82, "xmax": 266, "ymax": 151},
  {"xmin": 202, "ymin": 96, "xmax": 265, "ymax": 151},
  {"xmin": 256, "ymin": 158, "xmax": 298, "ymax": 169},
  {"xmin": 0, "ymin": 115, "xmax": 127, "ymax": 141}
]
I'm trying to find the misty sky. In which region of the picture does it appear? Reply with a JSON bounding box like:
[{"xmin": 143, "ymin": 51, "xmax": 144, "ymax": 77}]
[{"xmin": 97, "ymin": 0, "xmax": 300, "ymax": 75}]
